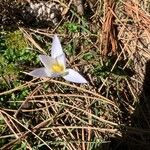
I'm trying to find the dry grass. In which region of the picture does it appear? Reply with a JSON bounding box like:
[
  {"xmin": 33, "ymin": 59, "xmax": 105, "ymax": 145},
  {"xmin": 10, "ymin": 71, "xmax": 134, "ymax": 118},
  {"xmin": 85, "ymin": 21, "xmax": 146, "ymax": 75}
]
[{"xmin": 0, "ymin": 0, "xmax": 150, "ymax": 149}]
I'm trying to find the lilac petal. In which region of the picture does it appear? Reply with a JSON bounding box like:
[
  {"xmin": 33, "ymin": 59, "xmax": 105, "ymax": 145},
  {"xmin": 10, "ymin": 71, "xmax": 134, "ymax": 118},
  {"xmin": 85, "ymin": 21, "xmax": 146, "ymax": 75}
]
[
  {"xmin": 51, "ymin": 35, "xmax": 64, "ymax": 58},
  {"xmin": 63, "ymin": 69, "xmax": 88, "ymax": 83},
  {"xmin": 39, "ymin": 55, "xmax": 55, "ymax": 71},
  {"xmin": 56, "ymin": 53, "xmax": 66, "ymax": 68},
  {"xmin": 28, "ymin": 68, "xmax": 51, "ymax": 77}
]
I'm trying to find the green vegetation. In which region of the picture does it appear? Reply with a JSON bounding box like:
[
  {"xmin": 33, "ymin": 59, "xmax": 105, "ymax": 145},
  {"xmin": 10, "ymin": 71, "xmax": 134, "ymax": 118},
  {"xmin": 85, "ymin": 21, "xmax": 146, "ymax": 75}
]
[
  {"xmin": 0, "ymin": 0, "xmax": 150, "ymax": 149},
  {"xmin": 0, "ymin": 30, "xmax": 38, "ymax": 109}
]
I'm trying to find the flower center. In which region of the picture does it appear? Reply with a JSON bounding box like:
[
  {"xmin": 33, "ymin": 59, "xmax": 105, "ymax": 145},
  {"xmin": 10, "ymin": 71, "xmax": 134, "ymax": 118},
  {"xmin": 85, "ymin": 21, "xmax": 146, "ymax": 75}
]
[{"xmin": 51, "ymin": 63, "xmax": 64, "ymax": 73}]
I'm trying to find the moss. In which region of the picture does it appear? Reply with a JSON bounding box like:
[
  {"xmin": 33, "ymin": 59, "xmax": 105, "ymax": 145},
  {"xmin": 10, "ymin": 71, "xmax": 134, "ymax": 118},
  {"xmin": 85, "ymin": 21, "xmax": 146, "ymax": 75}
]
[{"xmin": 5, "ymin": 30, "xmax": 28, "ymax": 50}]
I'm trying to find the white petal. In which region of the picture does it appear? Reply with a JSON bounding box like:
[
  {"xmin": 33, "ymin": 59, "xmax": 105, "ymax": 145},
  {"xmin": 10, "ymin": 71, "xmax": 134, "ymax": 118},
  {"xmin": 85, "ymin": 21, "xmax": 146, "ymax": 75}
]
[
  {"xmin": 28, "ymin": 68, "xmax": 51, "ymax": 77},
  {"xmin": 39, "ymin": 55, "xmax": 55, "ymax": 70},
  {"xmin": 51, "ymin": 35, "xmax": 64, "ymax": 58},
  {"xmin": 56, "ymin": 54, "xmax": 66, "ymax": 68},
  {"xmin": 63, "ymin": 69, "xmax": 88, "ymax": 83}
]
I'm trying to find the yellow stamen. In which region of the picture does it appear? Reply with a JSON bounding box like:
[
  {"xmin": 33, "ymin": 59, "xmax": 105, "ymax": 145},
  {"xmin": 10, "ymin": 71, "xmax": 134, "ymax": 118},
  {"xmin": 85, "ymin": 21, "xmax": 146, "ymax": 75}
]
[{"xmin": 51, "ymin": 63, "xmax": 64, "ymax": 73}]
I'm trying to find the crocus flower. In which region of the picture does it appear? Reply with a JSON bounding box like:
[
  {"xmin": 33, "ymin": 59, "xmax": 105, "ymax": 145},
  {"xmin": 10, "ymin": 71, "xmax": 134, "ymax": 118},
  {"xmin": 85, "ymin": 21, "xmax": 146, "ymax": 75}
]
[{"xmin": 28, "ymin": 35, "xmax": 88, "ymax": 83}]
